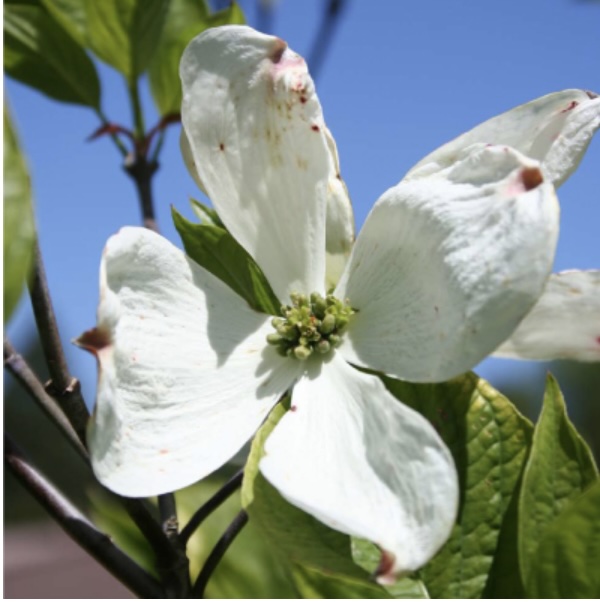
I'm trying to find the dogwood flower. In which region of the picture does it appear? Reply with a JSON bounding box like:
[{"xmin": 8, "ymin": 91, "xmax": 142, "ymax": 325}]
[{"xmin": 78, "ymin": 26, "xmax": 600, "ymax": 581}]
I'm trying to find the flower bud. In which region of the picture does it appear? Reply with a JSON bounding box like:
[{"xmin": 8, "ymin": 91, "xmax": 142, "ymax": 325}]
[
  {"xmin": 294, "ymin": 345, "xmax": 312, "ymax": 360},
  {"xmin": 316, "ymin": 340, "xmax": 331, "ymax": 354},
  {"xmin": 321, "ymin": 313, "xmax": 336, "ymax": 334}
]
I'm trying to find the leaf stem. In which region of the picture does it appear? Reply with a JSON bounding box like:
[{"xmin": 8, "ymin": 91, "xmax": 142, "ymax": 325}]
[
  {"xmin": 191, "ymin": 509, "xmax": 249, "ymax": 598},
  {"xmin": 5, "ymin": 434, "xmax": 165, "ymax": 599},
  {"xmin": 28, "ymin": 239, "xmax": 90, "ymax": 444},
  {"xmin": 180, "ymin": 469, "xmax": 244, "ymax": 544},
  {"xmin": 128, "ymin": 77, "xmax": 146, "ymax": 142}
]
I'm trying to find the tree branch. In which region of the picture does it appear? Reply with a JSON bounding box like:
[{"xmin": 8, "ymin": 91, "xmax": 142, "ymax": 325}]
[
  {"xmin": 5, "ymin": 434, "xmax": 164, "ymax": 599},
  {"xmin": 180, "ymin": 469, "xmax": 244, "ymax": 544},
  {"xmin": 4, "ymin": 339, "xmax": 88, "ymax": 460},
  {"xmin": 28, "ymin": 239, "xmax": 89, "ymax": 445},
  {"xmin": 306, "ymin": 0, "xmax": 347, "ymax": 80},
  {"xmin": 191, "ymin": 509, "xmax": 249, "ymax": 598},
  {"xmin": 124, "ymin": 155, "xmax": 160, "ymax": 233}
]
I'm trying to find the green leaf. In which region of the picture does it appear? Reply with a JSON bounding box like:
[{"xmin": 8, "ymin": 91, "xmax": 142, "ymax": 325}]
[
  {"xmin": 189, "ymin": 197, "xmax": 224, "ymax": 228},
  {"xmin": 172, "ymin": 207, "xmax": 280, "ymax": 315},
  {"xmin": 85, "ymin": 0, "xmax": 169, "ymax": 81},
  {"xmin": 518, "ymin": 374, "xmax": 598, "ymax": 586},
  {"xmin": 3, "ymin": 105, "xmax": 36, "ymax": 323},
  {"xmin": 4, "ymin": 2, "xmax": 100, "ymax": 107},
  {"xmin": 381, "ymin": 372, "xmax": 533, "ymax": 599},
  {"xmin": 148, "ymin": 0, "xmax": 245, "ymax": 115},
  {"xmin": 527, "ymin": 480, "xmax": 600, "ymax": 598},
  {"xmin": 41, "ymin": 0, "xmax": 87, "ymax": 46},
  {"xmin": 351, "ymin": 539, "xmax": 429, "ymax": 598},
  {"xmin": 242, "ymin": 403, "xmax": 391, "ymax": 599}
]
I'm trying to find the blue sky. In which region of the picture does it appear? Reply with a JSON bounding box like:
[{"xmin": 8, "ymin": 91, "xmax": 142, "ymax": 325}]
[{"xmin": 6, "ymin": 0, "xmax": 600, "ymax": 409}]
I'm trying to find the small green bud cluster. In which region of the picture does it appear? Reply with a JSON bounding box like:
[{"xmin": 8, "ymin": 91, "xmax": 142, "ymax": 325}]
[{"xmin": 267, "ymin": 292, "xmax": 355, "ymax": 360}]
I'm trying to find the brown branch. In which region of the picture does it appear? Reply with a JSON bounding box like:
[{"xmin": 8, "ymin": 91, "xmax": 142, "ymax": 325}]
[
  {"xmin": 191, "ymin": 509, "xmax": 249, "ymax": 598},
  {"xmin": 5, "ymin": 434, "xmax": 165, "ymax": 599},
  {"xmin": 28, "ymin": 239, "xmax": 89, "ymax": 444},
  {"xmin": 306, "ymin": 0, "xmax": 347, "ymax": 81},
  {"xmin": 124, "ymin": 155, "xmax": 160, "ymax": 233},
  {"xmin": 4, "ymin": 338, "xmax": 88, "ymax": 460},
  {"xmin": 180, "ymin": 469, "xmax": 244, "ymax": 544}
]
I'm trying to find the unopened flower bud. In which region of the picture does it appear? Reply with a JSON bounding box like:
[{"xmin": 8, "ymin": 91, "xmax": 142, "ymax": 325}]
[
  {"xmin": 316, "ymin": 340, "xmax": 331, "ymax": 354},
  {"xmin": 294, "ymin": 345, "xmax": 312, "ymax": 360},
  {"xmin": 321, "ymin": 313, "xmax": 336, "ymax": 334}
]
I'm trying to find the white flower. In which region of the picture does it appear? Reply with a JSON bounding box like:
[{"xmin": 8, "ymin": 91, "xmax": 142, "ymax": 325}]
[{"xmin": 78, "ymin": 26, "xmax": 600, "ymax": 580}]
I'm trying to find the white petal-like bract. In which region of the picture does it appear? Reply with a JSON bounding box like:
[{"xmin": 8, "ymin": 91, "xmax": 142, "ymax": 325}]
[
  {"xmin": 323, "ymin": 126, "xmax": 355, "ymax": 291},
  {"xmin": 260, "ymin": 355, "xmax": 458, "ymax": 578},
  {"xmin": 336, "ymin": 144, "xmax": 559, "ymax": 382},
  {"xmin": 81, "ymin": 227, "xmax": 299, "ymax": 497},
  {"xmin": 410, "ymin": 90, "xmax": 600, "ymax": 188},
  {"xmin": 494, "ymin": 270, "xmax": 600, "ymax": 362},
  {"xmin": 180, "ymin": 25, "xmax": 337, "ymax": 302}
]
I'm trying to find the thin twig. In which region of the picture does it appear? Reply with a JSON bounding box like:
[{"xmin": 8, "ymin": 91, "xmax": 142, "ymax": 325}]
[
  {"xmin": 95, "ymin": 108, "xmax": 129, "ymax": 157},
  {"xmin": 306, "ymin": 0, "xmax": 347, "ymax": 81},
  {"xmin": 180, "ymin": 469, "xmax": 244, "ymax": 544},
  {"xmin": 5, "ymin": 434, "xmax": 164, "ymax": 599},
  {"xmin": 191, "ymin": 510, "xmax": 249, "ymax": 598},
  {"xmin": 28, "ymin": 239, "xmax": 89, "ymax": 444},
  {"xmin": 124, "ymin": 155, "xmax": 160, "ymax": 233},
  {"xmin": 158, "ymin": 494, "xmax": 178, "ymax": 540},
  {"xmin": 256, "ymin": 0, "xmax": 275, "ymax": 34},
  {"xmin": 4, "ymin": 339, "xmax": 88, "ymax": 460}
]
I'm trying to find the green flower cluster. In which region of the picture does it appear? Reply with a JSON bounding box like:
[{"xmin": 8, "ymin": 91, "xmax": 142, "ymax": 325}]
[{"xmin": 266, "ymin": 292, "xmax": 355, "ymax": 360}]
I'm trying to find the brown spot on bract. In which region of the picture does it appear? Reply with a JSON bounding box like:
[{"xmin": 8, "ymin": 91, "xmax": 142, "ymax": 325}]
[
  {"xmin": 74, "ymin": 327, "xmax": 111, "ymax": 356},
  {"xmin": 300, "ymin": 96, "xmax": 307, "ymax": 103},
  {"xmin": 296, "ymin": 156, "xmax": 308, "ymax": 170},
  {"xmin": 374, "ymin": 549, "xmax": 397, "ymax": 585},
  {"xmin": 269, "ymin": 38, "xmax": 287, "ymax": 63},
  {"xmin": 219, "ymin": 142, "xmax": 225, "ymax": 151},
  {"xmin": 290, "ymin": 405, "xmax": 297, "ymax": 412},
  {"xmin": 159, "ymin": 449, "xmax": 169, "ymax": 455},
  {"xmin": 561, "ymin": 100, "xmax": 579, "ymax": 113},
  {"xmin": 520, "ymin": 167, "xmax": 544, "ymax": 191},
  {"xmin": 586, "ymin": 90, "xmax": 598, "ymax": 99},
  {"xmin": 311, "ymin": 124, "xmax": 320, "ymax": 132}
]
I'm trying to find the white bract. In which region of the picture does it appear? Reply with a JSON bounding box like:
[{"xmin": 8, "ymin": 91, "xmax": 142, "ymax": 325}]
[{"xmin": 78, "ymin": 26, "xmax": 600, "ymax": 581}]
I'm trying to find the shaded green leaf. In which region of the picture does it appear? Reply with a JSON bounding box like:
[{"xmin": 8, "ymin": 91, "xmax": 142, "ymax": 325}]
[
  {"xmin": 527, "ymin": 480, "xmax": 600, "ymax": 598},
  {"xmin": 4, "ymin": 105, "xmax": 36, "ymax": 322},
  {"xmin": 41, "ymin": 0, "xmax": 87, "ymax": 46},
  {"xmin": 518, "ymin": 374, "xmax": 598, "ymax": 586},
  {"xmin": 86, "ymin": 0, "xmax": 169, "ymax": 81},
  {"xmin": 381, "ymin": 372, "xmax": 532, "ymax": 599},
  {"xmin": 172, "ymin": 207, "xmax": 280, "ymax": 315},
  {"xmin": 148, "ymin": 0, "xmax": 245, "ymax": 115},
  {"xmin": 481, "ymin": 467, "xmax": 528, "ymax": 598},
  {"xmin": 4, "ymin": 2, "xmax": 100, "ymax": 107},
  {"xmin": 242, "ymin": 404, "xmax": 391, "ymax": 599}
]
